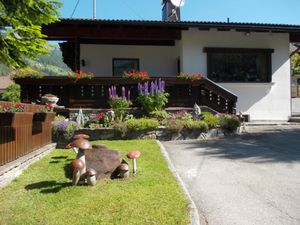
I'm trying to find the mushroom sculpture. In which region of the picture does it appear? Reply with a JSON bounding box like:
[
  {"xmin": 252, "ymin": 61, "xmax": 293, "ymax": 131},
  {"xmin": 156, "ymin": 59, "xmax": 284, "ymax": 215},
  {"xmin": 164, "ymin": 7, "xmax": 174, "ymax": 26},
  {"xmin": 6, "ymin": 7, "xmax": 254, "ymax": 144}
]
[
  {"xmin": 86, "ymin": 168, "xmax": 97, "ymax": 186},
  {"xmin": 127, "ymin": 150, "xmax": 141, "ymax": 175},
  {"xmin": 69, "ymin": 138, "xmax": 92, "ymax": 180},
  {"xmin": 72, "ymin": 159, "xmax": 84, "ymax": 185},
  {"xmin": 69, "ymin": 134, "xmax": 90, "ymax": 154},
  {"xmin": 118, "ymin": 163, "xmax": 129, "ymax": 178},
  {"xmin": 73, "ymin": 134, "xmax": 90, "ymax": 140}
]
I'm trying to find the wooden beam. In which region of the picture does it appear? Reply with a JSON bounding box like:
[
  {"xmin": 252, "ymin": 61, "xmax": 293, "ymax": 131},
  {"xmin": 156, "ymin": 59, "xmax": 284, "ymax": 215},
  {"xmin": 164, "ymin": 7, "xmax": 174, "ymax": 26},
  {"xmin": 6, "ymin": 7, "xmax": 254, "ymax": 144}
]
[{"xmin": 42, "ymin": 25, "xmax": 182, "ymax": 40}]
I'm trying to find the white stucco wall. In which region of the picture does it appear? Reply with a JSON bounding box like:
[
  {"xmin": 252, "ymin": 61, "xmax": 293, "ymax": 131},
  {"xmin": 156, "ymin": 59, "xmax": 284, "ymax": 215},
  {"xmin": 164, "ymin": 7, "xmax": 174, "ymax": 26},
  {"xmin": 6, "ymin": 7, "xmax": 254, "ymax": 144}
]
[
  {"xmin": 181, "ymin": 29, "xmax": 291, "ymax": 121},
  {"xmin": 80, "ymin": 44, "xmax": 179, "ymax": 77}
]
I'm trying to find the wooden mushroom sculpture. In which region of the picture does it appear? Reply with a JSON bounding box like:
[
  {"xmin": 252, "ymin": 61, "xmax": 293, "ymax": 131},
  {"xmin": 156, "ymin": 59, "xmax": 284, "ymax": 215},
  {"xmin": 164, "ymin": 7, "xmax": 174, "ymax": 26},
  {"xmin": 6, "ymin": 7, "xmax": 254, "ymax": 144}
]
[
  {"xmin": 70, "ymin": 134, "xmax": 90, "ymax": 154},
  {"xmin": 73, "ymin": 134, "xmax": 90, "ymax": 140},
  {"xmin": 69, "ymin": 138, "xmax": 92, "ymax": 180},
  {"xmin": 118, "ymin": 163, "xmax": 129, "ymax": 178},
  {"xmin": 86, "ymin": 168, "xmax": 97, "ymax": 186},
  {"xmin": 127, "ymin": 150, "xmax": 141, "ymax": 175},
  {"xmin": 72, "ymin": 159, "xmax": 84, "ymax": 185}
]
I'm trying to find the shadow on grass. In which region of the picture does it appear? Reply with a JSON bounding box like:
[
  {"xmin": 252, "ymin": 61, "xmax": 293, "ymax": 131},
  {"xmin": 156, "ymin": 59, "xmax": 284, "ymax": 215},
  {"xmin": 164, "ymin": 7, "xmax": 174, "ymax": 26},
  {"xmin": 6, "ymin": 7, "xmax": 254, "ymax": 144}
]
[
  {"xmin": 25, "ymin": 181, "xmax": 72, "ymax": 194},
  {"xmin": 182, "ymin": 127, "xmax": 300, "ymax": 163}
]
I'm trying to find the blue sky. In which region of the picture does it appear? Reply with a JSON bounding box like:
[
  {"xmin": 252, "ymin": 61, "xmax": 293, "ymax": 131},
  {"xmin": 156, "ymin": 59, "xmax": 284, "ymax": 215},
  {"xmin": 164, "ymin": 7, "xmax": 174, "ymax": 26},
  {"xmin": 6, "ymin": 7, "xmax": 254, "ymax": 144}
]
[{"xmin": 58, "ymin": 0, "xmax": 300, "ymax": 25}]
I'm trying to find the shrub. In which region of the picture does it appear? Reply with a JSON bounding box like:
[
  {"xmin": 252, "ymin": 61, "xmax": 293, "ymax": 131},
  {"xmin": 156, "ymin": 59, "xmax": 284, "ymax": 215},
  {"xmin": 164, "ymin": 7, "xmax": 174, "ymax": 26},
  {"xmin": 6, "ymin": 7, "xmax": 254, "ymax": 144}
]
[
  {"xmin": 113, "ymin": 122, "xmax": 127, "ymax": 138},
  {"xmin": 218, "ymin": 114, "xmax": 241, "ymax": 132},
  {"xmin": 136, "ymin": 79, "xmax": 169, "ymax": 114},
  {"xmin": 108, "ymin": 86, "xmax": 132, "ymax": 121},
  {"xmin": 52, "ymin": 119, "xmax": 79, "ymax": 140},
  {"xmin": 1, "ymin": 84, "xmax": 21, "ymax": 102},
  {"xmin": 184, "ymin": 120, "xmax": 208, "ymax": 131},
  {"xmin": 149, "ymin": 110, "xmax": 170, "ymax": 121},
  {"xmin": 201, "ymin": 112, "xmax": 218, "ymax": 128},
  {"xmin": 126, "ymin": 118, "xmax": 159, "ymax": 131},
  {"xmin": 84, "ymin": 112, "xmax": 112, "ymax": 128},
  {"xmin": 165, "ymin": 118, "xmax": 184, "ymax": 133}
]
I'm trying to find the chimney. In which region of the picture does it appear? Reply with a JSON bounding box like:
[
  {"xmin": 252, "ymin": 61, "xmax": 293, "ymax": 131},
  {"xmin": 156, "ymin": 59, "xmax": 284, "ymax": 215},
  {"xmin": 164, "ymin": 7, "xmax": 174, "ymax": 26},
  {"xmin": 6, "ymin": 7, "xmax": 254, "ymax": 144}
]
[{"xmin": 162, "ymin": 0, "xmax": 181, "ymax": 21}]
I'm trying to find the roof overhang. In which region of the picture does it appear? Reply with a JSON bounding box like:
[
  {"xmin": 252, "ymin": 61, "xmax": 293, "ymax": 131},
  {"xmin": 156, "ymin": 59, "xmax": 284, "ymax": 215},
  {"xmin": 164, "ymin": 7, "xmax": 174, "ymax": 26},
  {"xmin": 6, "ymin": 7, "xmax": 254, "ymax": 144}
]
[{"xmin": 42, "ymin": 18, "xmax": 300, "ymax": 42}]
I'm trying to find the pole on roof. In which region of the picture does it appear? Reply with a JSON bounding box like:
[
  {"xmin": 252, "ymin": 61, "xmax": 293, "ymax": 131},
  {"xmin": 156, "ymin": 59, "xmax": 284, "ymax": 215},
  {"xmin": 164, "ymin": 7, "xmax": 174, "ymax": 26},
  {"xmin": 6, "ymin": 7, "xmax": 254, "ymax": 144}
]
[{"xmin": 93, "ymin": 0, "xmax": 96, "ymax": 19}]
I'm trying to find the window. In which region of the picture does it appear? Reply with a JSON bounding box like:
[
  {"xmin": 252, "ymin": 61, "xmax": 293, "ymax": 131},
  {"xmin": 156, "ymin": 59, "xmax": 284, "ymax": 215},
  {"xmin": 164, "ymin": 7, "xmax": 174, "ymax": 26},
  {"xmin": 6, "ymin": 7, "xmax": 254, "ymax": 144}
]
[
  {"xmin": 112, "ymin": 58, "xmax": 139, "ymax": 76},
  {"xmin": 204, "ymin": 48, "xmax": 273, "ymax": 82}
]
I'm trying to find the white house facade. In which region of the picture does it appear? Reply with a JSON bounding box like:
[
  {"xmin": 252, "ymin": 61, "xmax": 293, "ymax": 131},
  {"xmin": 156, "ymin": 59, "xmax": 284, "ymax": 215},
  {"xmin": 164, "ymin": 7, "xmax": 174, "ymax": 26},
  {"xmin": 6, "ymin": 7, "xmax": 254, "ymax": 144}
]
[{"xmin": 78, "ymin": 27, "xmax": 291, "ymax": 121}]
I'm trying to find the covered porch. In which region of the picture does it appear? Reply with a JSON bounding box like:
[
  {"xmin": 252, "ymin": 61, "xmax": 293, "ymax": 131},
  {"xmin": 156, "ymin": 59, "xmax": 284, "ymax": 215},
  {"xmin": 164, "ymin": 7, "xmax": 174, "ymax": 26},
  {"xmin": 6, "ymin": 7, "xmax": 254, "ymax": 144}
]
[{"xmin": 14, "ymin": 76, "xmax": 237, "ymax": 114}]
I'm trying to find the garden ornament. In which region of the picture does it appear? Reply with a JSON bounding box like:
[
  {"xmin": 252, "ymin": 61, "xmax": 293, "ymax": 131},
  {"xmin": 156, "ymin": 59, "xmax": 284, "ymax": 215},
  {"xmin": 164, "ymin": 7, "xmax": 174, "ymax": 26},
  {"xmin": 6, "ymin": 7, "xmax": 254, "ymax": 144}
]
[
  {"xmin": 127, "ymin": 150, "xmax": 141, "ymax": 175},
  {"xmin": 71, "ymin": 159, "xmax": 85, "ymax": 185},
  {"xmin": 118, "ymin": 163, "xmax": 130, "ymax": 178},
  {"xmin": 86, "ymin": 168, "xmax": 97, "ymax": 186},
  {"xmin": 76, "ymin": 108, "xmax": 85, "ymax": 126},
  {"xmin": 69, "ymin": 138, "xmax": 92, "ymax": 180},
  {"xmin": 107, "ymin": 110, "xmax": 115, "ymax": 121},
  {"xmin": 193, "ymin": 103, "xmax": 201, "ymax": 116}
]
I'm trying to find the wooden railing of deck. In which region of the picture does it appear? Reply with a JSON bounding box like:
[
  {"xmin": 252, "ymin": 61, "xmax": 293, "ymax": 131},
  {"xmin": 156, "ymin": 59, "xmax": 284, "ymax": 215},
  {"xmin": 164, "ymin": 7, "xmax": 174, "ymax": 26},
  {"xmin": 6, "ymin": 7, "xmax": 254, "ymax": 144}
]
[
  {"xmin": 0, "ymin": 102, "xmax": 54, "ymax": 166},
  {"xmin": 14, "ymin": 76, "xmax": 237, "ymax": 114}
]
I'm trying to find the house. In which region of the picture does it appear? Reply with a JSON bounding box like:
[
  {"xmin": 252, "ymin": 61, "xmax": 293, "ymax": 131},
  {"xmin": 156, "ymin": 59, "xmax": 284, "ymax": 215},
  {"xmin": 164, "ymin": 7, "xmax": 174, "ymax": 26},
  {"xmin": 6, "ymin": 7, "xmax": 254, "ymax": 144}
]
[{"xmin": 14, "ymin": 1, "xmax": 300, "ymax": 121}]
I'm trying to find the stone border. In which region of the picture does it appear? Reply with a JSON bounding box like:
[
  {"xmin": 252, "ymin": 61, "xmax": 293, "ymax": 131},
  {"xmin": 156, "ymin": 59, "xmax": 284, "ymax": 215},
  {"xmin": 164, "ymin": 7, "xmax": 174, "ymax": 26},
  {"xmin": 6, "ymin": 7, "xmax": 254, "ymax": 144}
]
[
  {"xmin": 156, "ymin": 140, "xmax": 202, "ymax": 225},
  {"xmin": 0, "ymin": 143, "xmax": 56, "ymax": 189}
]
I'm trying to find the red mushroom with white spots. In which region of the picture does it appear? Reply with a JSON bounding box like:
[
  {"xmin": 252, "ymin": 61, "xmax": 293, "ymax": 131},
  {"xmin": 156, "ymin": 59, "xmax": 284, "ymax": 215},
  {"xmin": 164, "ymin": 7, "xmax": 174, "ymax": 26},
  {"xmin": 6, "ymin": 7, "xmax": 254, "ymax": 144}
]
[{"xmin": 127, "ymin": 150, "xmax": 141, "ymax": 175}]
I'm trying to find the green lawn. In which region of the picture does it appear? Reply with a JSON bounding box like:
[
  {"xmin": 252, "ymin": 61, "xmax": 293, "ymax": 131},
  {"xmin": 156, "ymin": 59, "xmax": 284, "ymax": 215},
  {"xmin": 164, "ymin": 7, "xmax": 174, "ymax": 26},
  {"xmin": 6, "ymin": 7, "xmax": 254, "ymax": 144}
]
[{"xmin": 0, "ymin": 140, "xmax": 189, "ymax": 225}]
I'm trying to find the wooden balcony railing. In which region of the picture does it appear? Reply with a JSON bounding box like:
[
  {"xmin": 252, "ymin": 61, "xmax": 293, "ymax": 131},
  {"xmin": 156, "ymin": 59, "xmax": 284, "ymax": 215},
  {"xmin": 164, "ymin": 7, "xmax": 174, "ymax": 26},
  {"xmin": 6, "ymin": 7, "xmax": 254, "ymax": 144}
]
[{"xmin": 14, "ymin": 76, "xmax": 237, "ymax": 114}]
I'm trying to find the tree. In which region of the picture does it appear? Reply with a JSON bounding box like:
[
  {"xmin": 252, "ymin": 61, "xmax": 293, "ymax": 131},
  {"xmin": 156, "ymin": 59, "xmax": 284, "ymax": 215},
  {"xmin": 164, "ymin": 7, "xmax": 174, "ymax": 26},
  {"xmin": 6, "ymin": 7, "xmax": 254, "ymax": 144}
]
[
  {"xmin": 292, "ymin": 53, "xmax": 300, "ymax": 75},
  {"xmin": 0, "ymin": 0, "xmax": 62, "ymax": 68},
  {"xmin": 0, "ymin": 83, "xmax": 21, "ymax": 102}
]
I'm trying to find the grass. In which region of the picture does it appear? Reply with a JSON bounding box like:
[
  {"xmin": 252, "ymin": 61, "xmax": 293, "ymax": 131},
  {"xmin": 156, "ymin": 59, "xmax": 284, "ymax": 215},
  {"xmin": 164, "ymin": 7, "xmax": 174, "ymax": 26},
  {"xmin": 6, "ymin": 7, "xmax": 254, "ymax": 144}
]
[{"xmin": 0, "ymin": 140, "xmax": 189, "ymax": 225}]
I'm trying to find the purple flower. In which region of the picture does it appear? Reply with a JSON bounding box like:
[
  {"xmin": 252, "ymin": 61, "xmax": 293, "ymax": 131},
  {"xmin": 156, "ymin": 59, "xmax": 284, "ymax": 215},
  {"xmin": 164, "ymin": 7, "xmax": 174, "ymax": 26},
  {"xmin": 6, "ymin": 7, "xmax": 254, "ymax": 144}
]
[
  {"xmin": 122, "ymin": 86, "xmax": 126, "ymax": 99},
  {"xmin": 128, "ymin": 90, "xmax": 131, "ymax": 100}
]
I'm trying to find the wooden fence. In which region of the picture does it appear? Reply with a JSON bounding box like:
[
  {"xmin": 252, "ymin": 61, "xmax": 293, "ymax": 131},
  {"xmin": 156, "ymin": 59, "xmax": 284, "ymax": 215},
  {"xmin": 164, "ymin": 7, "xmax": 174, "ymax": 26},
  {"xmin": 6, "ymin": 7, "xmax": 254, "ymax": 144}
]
[{"xmin": 0, "ymin": 102, "xmax": 54, "ymax": 166}]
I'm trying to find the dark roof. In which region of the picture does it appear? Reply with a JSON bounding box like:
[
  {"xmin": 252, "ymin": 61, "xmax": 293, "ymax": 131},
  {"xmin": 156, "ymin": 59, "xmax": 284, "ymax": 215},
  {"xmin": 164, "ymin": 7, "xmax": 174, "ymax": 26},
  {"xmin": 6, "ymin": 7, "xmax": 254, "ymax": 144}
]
[{"xmin": 59, "ymin": 18, "xmax": 300, "ymax": 32}]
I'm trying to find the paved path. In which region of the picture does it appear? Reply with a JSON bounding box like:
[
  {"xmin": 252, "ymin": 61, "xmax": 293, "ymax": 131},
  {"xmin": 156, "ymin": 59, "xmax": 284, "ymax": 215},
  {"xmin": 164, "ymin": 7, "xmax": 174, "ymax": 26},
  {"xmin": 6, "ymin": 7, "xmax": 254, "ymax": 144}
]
[{"xmin": 162, "ymin": 126, "xmax": 300, "ymax": 225}]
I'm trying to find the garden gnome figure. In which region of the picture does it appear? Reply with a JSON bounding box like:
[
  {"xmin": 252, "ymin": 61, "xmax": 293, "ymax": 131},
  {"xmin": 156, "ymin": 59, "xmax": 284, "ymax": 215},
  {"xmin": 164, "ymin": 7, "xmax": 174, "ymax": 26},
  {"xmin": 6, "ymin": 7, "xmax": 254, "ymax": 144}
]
[
  {"xmin": 193, "ymin": 103, "xmax": 201, "ymax": 118},
  {"xmin": 107, "ymin": 110, "xmax": 115, "ymax": 121}
]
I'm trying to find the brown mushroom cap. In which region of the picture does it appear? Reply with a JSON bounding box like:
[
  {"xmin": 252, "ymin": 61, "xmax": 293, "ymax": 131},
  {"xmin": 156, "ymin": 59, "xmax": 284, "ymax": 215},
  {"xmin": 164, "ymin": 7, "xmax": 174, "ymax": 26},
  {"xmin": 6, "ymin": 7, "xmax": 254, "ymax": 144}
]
[
  {"xmin": 127, "ymin": 150, "xmax": 141, "ymax": 159},
  {"xmin": 70, "ymin": 138, "xmax": 92, "ymax": 150},
  {"xmin": 73, "ymin": 134, "xmax": 90, "ymax": 140},
  {"xmin": 118, "ymin": 163, "xmax": 129, "ymax": 171},
  {"xmin": 86, "ymin": 168, "xmax": 97, "ymax": 176},
  {"xmin": 72, "ymin": 159, "xmax": 84, "ymax": 171}
]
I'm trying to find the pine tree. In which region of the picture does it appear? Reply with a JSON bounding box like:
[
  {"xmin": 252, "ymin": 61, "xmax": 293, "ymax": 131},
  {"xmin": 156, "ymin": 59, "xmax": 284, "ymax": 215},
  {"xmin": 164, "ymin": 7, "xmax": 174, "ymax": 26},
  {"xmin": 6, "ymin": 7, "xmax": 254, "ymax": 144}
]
[{"xmin": 0, "ymin": 0, "xmax": 62, "ymax": 68}]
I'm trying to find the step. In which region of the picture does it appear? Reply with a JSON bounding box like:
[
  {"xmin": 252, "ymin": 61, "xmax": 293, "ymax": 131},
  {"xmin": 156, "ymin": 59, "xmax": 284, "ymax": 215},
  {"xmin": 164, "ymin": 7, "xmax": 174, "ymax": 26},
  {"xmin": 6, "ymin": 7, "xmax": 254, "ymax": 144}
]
[{"xmin": 289, "ymin": 116, "xmax": 300, "ymax": 122}]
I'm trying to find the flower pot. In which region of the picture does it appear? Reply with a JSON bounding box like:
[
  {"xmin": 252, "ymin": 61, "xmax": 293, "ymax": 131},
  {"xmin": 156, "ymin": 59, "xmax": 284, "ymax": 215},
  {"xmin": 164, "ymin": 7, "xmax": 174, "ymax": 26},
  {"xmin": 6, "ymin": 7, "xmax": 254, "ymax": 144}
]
[
  {"xmin": 33, "ymin": 112, "xmax": 56, "ymax": 122},
  {"xmin": 0, "ymin": 112, "xmax": 33, "ymax": 127},
  {"xmin": 41, "ymin": 96, "xmax": 59, "ymax": 107}
]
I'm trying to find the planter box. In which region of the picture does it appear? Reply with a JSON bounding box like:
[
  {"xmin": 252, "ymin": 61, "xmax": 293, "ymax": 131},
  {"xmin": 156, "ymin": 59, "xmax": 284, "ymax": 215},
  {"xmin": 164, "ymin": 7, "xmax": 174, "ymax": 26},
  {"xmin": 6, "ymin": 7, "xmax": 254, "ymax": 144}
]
[
  {"xmin": 33, "ymin": 112, "xmax": 56, "ymax": 122},
  {"xmin": 0, "ymin": 112, "xmax": 33, "ymax": 127}
]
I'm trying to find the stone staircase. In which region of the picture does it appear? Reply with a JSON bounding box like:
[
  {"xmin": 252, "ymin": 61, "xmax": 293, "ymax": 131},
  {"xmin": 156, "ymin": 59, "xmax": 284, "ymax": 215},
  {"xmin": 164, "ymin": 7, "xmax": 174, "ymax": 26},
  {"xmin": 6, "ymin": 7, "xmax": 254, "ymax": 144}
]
[{"xmin": 289, "ymin": 113, "xmax": 300, "ymax": 122}]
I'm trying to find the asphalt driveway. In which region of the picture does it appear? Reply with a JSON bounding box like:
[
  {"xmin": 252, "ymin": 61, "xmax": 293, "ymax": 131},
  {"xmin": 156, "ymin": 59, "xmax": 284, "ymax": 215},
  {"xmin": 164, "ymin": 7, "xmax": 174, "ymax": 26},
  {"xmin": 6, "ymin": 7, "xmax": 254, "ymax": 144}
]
[{"xmin": 162, "ymin": 126, "xmax": 300, "ymax": 225}]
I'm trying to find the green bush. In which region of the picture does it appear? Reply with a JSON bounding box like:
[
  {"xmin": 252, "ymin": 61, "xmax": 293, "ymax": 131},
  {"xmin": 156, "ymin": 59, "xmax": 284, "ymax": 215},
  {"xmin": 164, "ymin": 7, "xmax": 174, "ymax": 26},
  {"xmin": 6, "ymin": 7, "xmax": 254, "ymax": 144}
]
[
  {"xmin": 218, "ymin": 114, "xmax": 241, "ymax": 132},
  {"xmin": 1, "ymin": 84, "xmax": 20, "ymax": 102},
  {"xmin": 201, "ymin": 112, "xmax": 218, "ymax": 128},
  {"xmin": 184, "ymin": 120, "xmax": 208, "ymax": 131},
  {"xmin": 165, "ymin": 119, "xmax": 184, "ymax": 133},
  {"xmin": 136, "ymin": 92, "xmax": 169, "ymax": 114},
  {"xmin": 126, "ymin": 118, "xmax": 159, "ymax": 131},
  {"xmin": 108, "ymin": 98, "xmax": 131, "ymax": 121},
  {"xmin": 149, "ymin": 110, "xmax": 170, "ymax": 120}
]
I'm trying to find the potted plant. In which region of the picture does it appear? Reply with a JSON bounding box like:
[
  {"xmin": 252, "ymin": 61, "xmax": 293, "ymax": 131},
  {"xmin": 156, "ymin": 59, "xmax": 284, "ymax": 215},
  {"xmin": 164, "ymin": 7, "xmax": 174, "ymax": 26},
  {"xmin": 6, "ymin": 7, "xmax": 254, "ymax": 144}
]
[
  {"xmin": 41, "ymin": 94, "xmax": 59, "ymax": 108},
  {"xmin": 123, "ymin": 70, "xmax": 150, "ymax": 81},
  {"xmin": 33, "ymin": 103, "xmax": 56, "ymax": 122},
  {"xmin": 0, "ymin": 104, "xmax": 33, "ymax": 127},
  {"xmin": 67, "ymin": 70, "xmax": 94, "ymax": 81}
]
